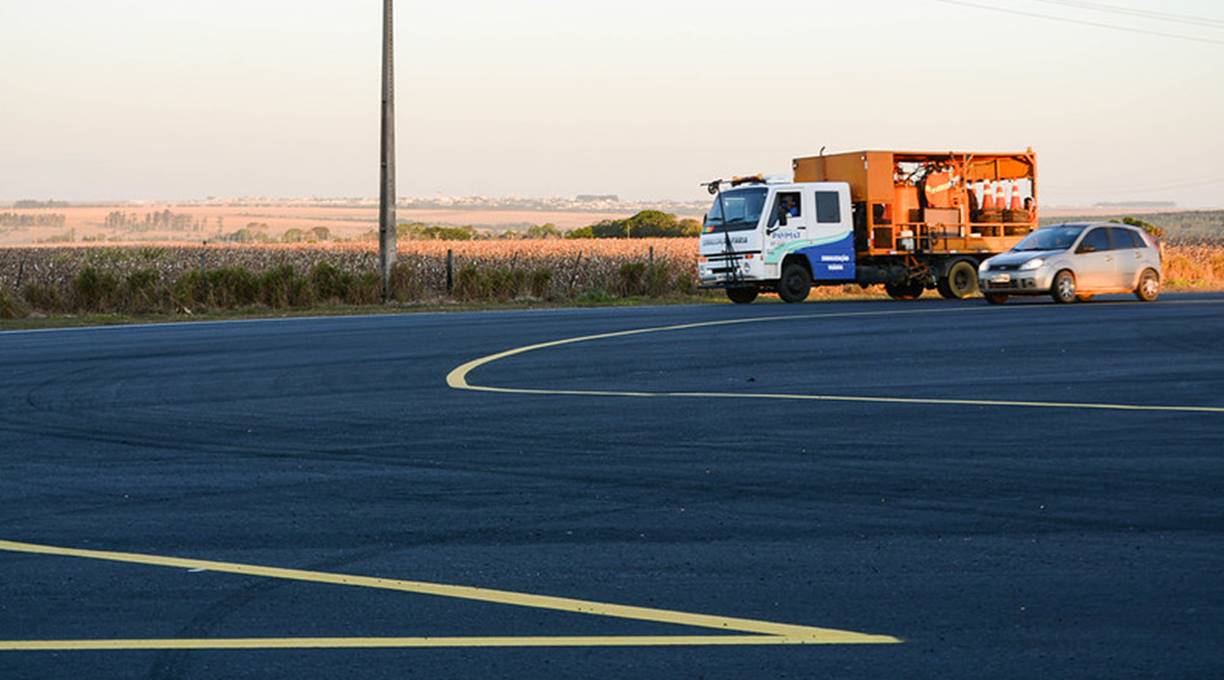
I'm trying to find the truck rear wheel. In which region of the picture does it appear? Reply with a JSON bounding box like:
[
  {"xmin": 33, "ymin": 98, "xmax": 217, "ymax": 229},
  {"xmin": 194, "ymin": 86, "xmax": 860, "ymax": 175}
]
[
  {"xmin": 777, "ymin": 263, "xmax": 811, "ymax": 304},
  {"xmin": 936, "ymin": 260, "xmax": 980, "ymax": 299},
  {"xmin": 726, "ymin": 286, "xmax": 759, "ymax": 304},
  {"xmin": 884, "ymin": 280, "xmax": 924, "ymax": 301}
]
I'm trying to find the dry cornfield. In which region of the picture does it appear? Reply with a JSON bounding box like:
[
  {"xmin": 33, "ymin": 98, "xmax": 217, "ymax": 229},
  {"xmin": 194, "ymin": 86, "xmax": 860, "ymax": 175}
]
[
  {"xmin": 0, "ymin": 240, "xmax": 701, "ymax": 305},
  {"xmin": 1, "ymin": 240, "xmax": 1222, "ymax": 306}
]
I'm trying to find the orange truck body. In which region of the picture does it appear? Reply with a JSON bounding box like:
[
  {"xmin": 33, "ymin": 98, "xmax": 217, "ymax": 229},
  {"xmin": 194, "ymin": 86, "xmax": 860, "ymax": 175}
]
[{"xmin": 792, "ymin": 149, "xmax": 1038, "ymax": 256}]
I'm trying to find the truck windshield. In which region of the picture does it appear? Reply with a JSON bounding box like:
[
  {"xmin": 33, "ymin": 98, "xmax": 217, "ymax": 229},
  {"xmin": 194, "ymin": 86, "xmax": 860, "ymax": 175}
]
[
  {"xmin": 1012, "ymin": 225, "xmax": 1086, "ymax": 252},
  {"xmin": 704, "ymin": 188, "xmax": 767, "ymax": 233}
]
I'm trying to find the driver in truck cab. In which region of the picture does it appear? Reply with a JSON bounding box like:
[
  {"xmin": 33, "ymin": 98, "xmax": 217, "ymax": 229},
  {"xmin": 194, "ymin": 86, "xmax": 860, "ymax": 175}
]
[{"xmin": 780, "ymin": 195, "xmax": 799, "ymax": 219}]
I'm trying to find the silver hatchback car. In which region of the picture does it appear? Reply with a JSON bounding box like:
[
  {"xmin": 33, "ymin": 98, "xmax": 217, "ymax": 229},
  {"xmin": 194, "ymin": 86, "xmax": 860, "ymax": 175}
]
[{"xmin": 978, "ymin": 222, "xmax": 1162, "ymax": 304}]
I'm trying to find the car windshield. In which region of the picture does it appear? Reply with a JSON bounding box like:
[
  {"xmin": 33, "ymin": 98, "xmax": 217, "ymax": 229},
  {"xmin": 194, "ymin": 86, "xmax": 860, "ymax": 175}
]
[
  {"xmin": 1012, "ymin": 225, "xmax": 1086, "ymax": 252},
  {"xmin": 704, "ymin": 188, "xmax": 768, "ymax": 233}
]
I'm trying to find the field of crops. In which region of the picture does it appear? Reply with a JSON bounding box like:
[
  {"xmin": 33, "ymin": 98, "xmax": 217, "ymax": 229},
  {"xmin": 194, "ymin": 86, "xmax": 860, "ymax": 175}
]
[{"xmin": 1, "ymin": 240, "xmax": 1222, "ymax": 319}]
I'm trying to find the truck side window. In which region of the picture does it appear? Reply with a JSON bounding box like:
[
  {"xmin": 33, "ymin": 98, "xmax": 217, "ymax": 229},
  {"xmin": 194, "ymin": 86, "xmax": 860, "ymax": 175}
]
[
  {"xmin": 769, "ymin": 192, "xmax": 802, "ymax": 228},
  {"xmin": 815, "ymin": 191, "xmax": 840, "ymax": 223}
]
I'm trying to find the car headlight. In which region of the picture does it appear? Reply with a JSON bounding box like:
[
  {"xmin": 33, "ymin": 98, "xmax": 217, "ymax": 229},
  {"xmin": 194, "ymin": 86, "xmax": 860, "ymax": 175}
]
[
  {"xmin": 1019, "ymin": 258, "xmax": 1045, "ymax": 271},
  {"xmin": 979, "ymin": 261, "xmax": 991, "ymax": 274}
]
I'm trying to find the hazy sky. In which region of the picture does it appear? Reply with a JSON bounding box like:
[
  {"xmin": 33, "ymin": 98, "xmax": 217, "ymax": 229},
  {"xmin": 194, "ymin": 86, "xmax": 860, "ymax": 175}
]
[{"xmin": 3, "ymin": 0, "xmax": 1223, "ymax": 205}]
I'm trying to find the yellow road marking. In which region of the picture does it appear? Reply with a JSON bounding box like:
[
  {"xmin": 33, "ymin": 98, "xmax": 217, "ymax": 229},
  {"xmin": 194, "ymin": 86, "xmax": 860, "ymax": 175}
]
[
  {"xmin": 0, "ymin": 539, "xmax": 899, "ymax": 651},
  {"xmin": 446, "ymin": 302, "xmax": 1224, "ymax": 414},
  {"xmin": 0, "ymin": 635, "xmax": 871, "ymax": 652}
]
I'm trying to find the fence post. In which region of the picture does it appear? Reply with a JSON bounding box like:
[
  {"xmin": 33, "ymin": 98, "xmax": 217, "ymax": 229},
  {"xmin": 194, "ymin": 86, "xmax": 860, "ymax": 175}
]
[
  {"xmin": 567, "ymin": 251, "xmax": 583, "ymax": 296},
  {"xmin": 446, "ymin": 249, "xmax": 454, "ymax": 294},
  {"xmin": 16, "ymin": 259, "xmax": 25, "ymax": 289},
  {"xmin": 649, "ymin": 245, "xmax": 654, "ymax": 265},
  {"xmin": 198, "ymin": 252, "xmax": 206, "ymax": 273}
]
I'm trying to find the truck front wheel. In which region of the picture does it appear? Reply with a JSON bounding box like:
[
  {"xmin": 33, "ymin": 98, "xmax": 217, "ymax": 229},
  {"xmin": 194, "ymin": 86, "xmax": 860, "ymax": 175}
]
[
  {"xmin": 777, "ymin": 263, "xmax": 812, "ymax": 304},
  {"xmin": 726, "ymin": 286, "xmax": 759, "ymax": 304}
]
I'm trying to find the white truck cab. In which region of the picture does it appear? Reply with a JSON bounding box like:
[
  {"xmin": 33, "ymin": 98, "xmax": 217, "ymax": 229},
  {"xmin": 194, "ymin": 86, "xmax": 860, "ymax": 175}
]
[{"xmin": 698, "ymin": 178, "xmax": 854, "ymax": 303}]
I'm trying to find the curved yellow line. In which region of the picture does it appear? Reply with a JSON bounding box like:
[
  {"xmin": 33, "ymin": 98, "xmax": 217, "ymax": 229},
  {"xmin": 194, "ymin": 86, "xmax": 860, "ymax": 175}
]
[{"xmin": 447, "ymin": 302, "xmax": 1224, "ymax": 414}]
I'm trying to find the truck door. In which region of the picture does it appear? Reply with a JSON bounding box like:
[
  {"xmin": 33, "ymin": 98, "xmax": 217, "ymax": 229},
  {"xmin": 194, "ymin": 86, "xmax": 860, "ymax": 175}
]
[
  {"xmin": 763, "ymin": 186, "xmax": 855, "ymax": 282},
  {"xmin": 803, "ymin": 188, "xmax": 855, "ymax": 281}
]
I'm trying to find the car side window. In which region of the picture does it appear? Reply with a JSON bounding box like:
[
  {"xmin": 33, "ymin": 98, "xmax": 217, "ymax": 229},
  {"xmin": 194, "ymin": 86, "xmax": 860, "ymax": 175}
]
[
  {"xmin": 814, "ymin": 191, "xmax": 841, "ymax": 223},
  {"xmin": 1110, "ymin": 228, "xmax": 1142, "ymax": 249},
  {"xmin": 1078, "ymin": 228, "xmax": 1111, "ymax": 253}
]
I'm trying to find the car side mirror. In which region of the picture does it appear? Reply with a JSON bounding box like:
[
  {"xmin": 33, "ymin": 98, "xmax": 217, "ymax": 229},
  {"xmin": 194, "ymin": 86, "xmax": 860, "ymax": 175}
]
[{"xmin": 1077, "ymin": 243, "xmax": 1096, "ymax": 254}]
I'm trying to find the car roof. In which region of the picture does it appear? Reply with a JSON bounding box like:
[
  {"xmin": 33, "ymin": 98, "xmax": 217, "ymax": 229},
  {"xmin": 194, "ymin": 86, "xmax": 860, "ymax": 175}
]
[{"xmin": 1042, "ymin": 221, "xmax": 1139, "ymax": 230}]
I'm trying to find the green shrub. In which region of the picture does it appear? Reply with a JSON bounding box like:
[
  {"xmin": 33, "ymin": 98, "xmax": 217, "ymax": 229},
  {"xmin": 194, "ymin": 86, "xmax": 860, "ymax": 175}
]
[
  {"xmin": 22, "ymin": 282, "xmax": 65, "ymax": 313},
  {"xmin": 171, "ymin": 271, "xmax": 207, "ymax": 309},
  {"xmin": 72, "ymin": 267, "xmax": 121, "ymax": 311},
  {"xmin": 616, "ymin": 262, "xmax": 673, "ymax": 297},
  {"xmin": 389, "ymin": 263, "xmax": 424, "ymax": 302},
  {"xmin": 251, "ymin": 265, "xmax": 316, "ymax": 308},
  {"xmin": 575, "ymin": 288, "xmax": 614, "ymax": 304},
  {"xmin": 209, "ymin": 267, "xmax": 259, "ymax": 307},
  {"xmin": 347, "ymin": 272, "xmax": 383, "ymax": 305},
  {"xmin": 172, "ymin": 267, "xmax": 258, "ymax": 310},
  {"xmin": 0, "ymin": 288, "xmax": 29, "ymax": 319},
  {"xmin": 528, "ymin": 268, "xmax": 552, "ymax": 299},
  {"xmin": 123, "ymin": 268, "xmax": 164, "ymax": 313},
  {"xmin": 310, "ymin": 262, "xmax": 351, "ymax": 302},
  {"xmin": 454, "ymin": 265, "xmax": 552, "ymax": 301},
  {"xmin": 453, "ymin": 265, "xmax": 488, "ymax": 301}
]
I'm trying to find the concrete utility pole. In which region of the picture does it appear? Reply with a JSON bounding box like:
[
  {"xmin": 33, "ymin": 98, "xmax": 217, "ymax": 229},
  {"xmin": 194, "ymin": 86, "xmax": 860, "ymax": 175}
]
[{"xmin": 378, "ymin": 0, "xmax": 397, "ymax": 299}]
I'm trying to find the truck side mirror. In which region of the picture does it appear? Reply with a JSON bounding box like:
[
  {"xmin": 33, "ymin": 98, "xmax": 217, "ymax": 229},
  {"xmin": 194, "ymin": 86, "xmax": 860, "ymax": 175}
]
[{"xmin": 778, "ymin": 212, "xmax": 788, "ymax": 227}]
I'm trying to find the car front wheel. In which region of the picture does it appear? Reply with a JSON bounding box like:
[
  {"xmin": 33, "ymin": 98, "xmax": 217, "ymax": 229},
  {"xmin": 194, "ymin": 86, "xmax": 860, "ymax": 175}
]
[{"xmin": 1051, "ymin": 270, "xmax": 1077, "ymax": 304}]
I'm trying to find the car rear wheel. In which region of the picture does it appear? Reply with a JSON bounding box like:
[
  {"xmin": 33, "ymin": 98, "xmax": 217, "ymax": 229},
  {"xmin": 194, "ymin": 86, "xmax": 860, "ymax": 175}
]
[
  {"xmin": 1051, "ymin": 270, "xmax": 1077, "ymax": 304},
  {"xmin": 936, "ymin": 260, "xmax": 980, "ymax": 299},
  {"xmin": 726, "ymin": 286, "xmax": 759, "ymax": 304},
  {"xmin": 1135, "ymin": 269, "xmax": 1160, "ymax": 302},
  {"xmin": 777, "ymin": 264, "xmax": 811, "ymax": 304},
  {"xmin": 884, "ymin": 280, "xmax": 925, "ymax": 301},
  {"xmin": 984, "ymin": 293, "xmax": 1009, "ymax": 305}
]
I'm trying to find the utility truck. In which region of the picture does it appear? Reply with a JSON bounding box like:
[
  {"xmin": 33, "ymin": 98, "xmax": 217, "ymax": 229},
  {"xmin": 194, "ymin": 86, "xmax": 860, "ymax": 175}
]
[{"xmin": 698, "ymin": 149, "xmax": 1039, "ymax": 303}]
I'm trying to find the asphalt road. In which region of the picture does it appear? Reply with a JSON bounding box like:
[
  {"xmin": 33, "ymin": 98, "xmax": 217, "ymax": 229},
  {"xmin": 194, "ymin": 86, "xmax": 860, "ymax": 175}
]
[{"xmin": 1, "ymin": 294, "xmax": 1222, "ymax": 679}]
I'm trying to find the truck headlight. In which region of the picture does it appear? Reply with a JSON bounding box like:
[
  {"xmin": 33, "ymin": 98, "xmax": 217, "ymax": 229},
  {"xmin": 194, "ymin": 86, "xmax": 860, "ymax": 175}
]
[{"xmin": 1020, "ymin": 258, "xmax": 1044, "ymax": 271}]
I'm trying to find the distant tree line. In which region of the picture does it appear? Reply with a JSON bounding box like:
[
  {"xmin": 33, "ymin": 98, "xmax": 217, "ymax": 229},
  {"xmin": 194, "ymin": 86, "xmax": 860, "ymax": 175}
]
[
  {"xmin": 105, "ymin": 210, "xmax": 208, "ymax": 232},
  {"xmin": 566, "ymin": 210, "xmax": 701, "ymax": 239},
  {"xmin": 0, "ymin": 213, "xmax": 66, "ymax": 228},
  {"xmin": 13, "ymin": 200, "xmax": 69, "ymax": 209}
]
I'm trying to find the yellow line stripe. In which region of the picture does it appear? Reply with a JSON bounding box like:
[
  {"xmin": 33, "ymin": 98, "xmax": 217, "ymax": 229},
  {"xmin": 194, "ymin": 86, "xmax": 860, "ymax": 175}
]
[
  {"xmin": 446, "ymin": 302, "xmax": 1224, "ymax": 414},
  {"xmin": 0, "ymin": 539, "xmax": 899, "ymax": 647},
  {"xmin": 0, "ymin": 635, "xmax": 885, "ymax": 652}
]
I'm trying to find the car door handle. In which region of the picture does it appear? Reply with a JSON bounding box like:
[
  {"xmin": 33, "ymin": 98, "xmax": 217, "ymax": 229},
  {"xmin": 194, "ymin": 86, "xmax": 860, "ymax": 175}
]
[{"xmin": 1105, "ymin": 256, "xmax": 1114, "ymax": 262}]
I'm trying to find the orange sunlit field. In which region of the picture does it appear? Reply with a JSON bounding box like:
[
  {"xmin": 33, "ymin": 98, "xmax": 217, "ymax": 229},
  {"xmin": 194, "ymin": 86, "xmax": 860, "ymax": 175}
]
[{"xmin": 0, "ymin": 204, "xmax": 638, "ymax": 245}]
